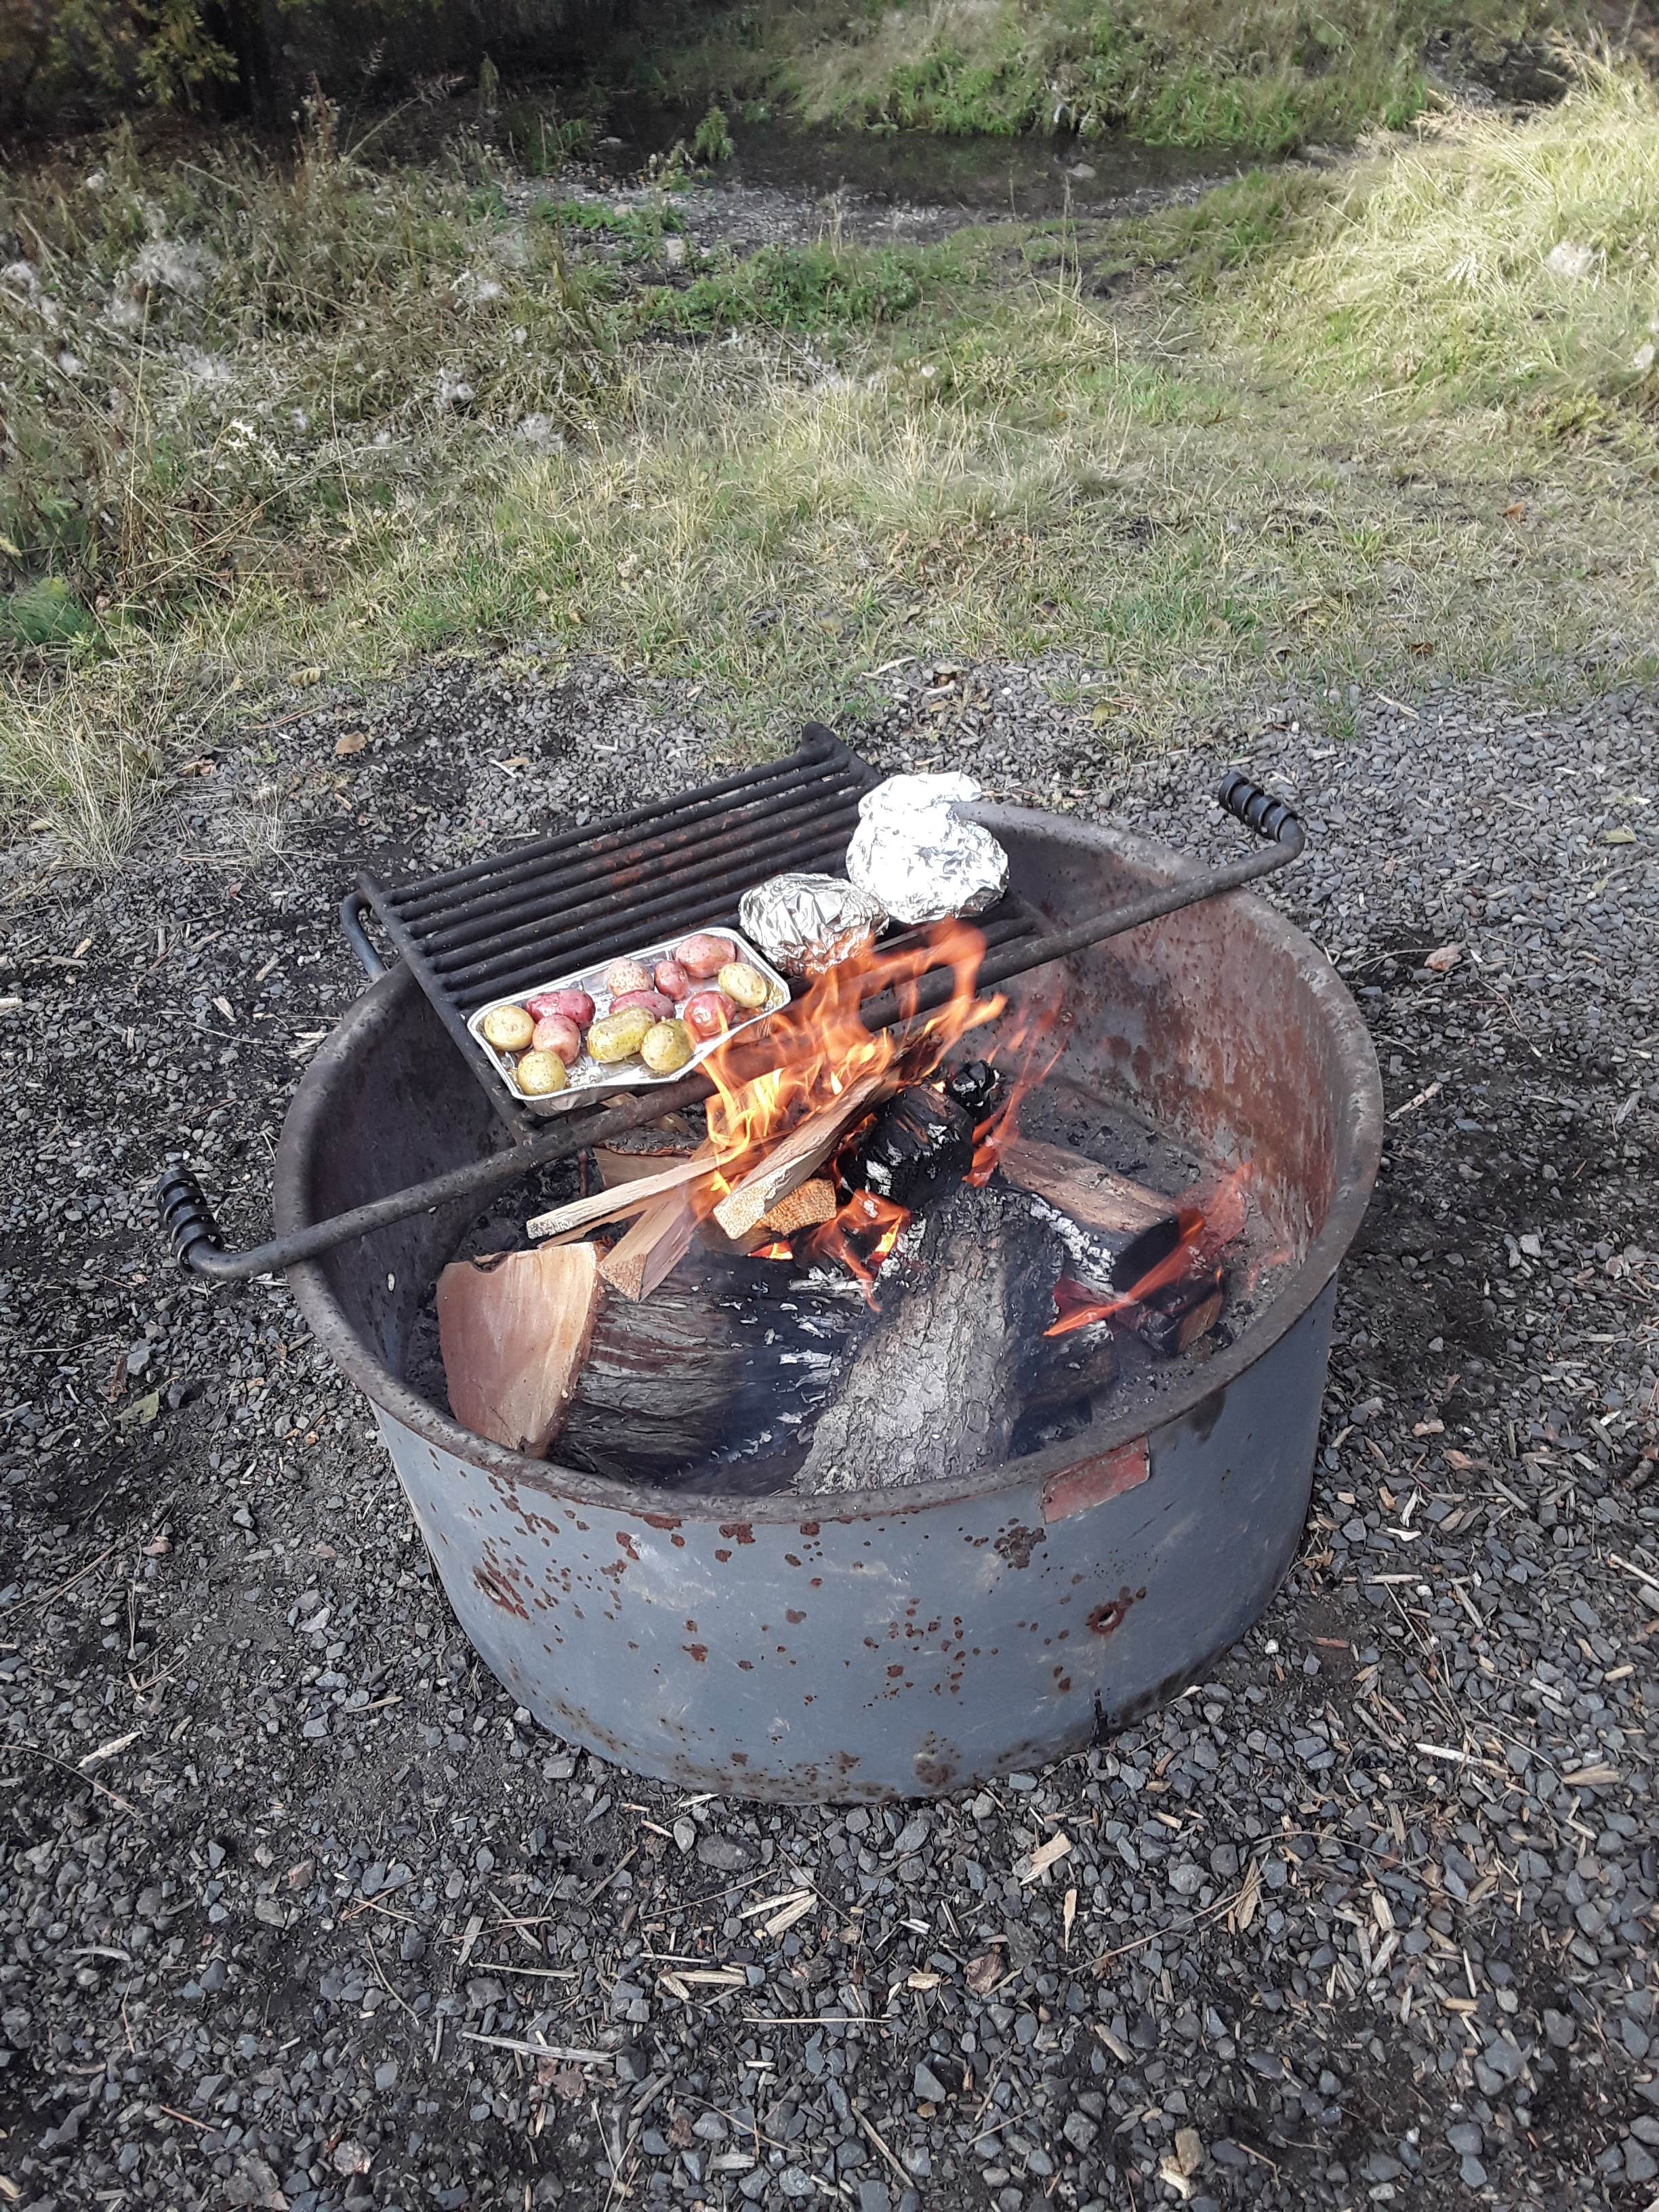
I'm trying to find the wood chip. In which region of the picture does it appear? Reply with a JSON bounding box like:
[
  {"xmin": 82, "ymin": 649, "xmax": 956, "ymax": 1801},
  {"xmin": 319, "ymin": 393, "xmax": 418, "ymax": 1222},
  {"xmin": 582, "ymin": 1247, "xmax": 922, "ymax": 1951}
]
[{"xmin": 1015, "ymin": 1830, "xmax": 1073, "ymax": 1884}]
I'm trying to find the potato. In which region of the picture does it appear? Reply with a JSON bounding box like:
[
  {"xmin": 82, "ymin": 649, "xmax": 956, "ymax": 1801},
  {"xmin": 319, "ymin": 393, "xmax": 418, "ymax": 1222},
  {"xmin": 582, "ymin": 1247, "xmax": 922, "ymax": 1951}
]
[
  {"xmin": 676, "ymin": 933, "xmax": 736, "ymax": 979},
  {"xmin": 653, "ymin": 958, "xmax": 691, "ymax": 1000},
  {"xmin": 641, "ymin": 1018, "xmax": 694, "ymax": 1075},
  {"xmin": 609, "ymin": 988, "xmax": 676, "ymax": 1022},
  {"xmin": 515, "ymin": 1048, "xmax": 569, "ymax": 1097},
  {"xmin": 717, "ymin": 960, "xmax": 771, "ymax": 1011},
  {"xmin": 604, "ymin": 958, "xmax": 653, "ymax": 998},
  {"xmin": 527, "ymin": 986, "xmax": 594, "ymax": 1029},
  {"xmin": 682, "ymin": 988, "xmax": 735, "ymax": 1041},
  {"xmin": 586, "ymin": 1006, "xmax": 654, "ymax": 1063},
  {"xmin": 531, "ymin": 1012, "xmax": 582, "ymax": 1065},
  {"xmin": 481, "ymin": 1003, "xmax": 535, "ymax": 1052}
]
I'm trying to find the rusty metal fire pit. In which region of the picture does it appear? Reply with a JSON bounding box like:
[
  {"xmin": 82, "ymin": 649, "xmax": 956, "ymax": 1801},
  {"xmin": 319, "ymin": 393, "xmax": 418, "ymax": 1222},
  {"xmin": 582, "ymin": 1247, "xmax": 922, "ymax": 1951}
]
[{"xmin": 275, "ymin": 805, "xmax": 1381, "ymax": 1801}]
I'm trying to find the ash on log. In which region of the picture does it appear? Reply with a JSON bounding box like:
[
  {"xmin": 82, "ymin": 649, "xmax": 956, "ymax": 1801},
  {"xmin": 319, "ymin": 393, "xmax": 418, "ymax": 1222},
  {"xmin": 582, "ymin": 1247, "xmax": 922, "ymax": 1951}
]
[
  {"xmin": 795, "ymin": 1182, "xmax": 1065, "ymax": 1495},
  {"xmin": 844, "ymin": 1061, "xmax": 998, "ymax": 1210}
]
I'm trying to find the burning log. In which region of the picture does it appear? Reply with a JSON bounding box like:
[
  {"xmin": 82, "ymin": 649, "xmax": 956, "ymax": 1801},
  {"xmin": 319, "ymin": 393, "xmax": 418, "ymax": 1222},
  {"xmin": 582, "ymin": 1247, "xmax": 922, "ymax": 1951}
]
[
  {"xmin": 996, "ymin": 1137, "xmax": 1181, "ymax": 1293},
  {"xmin": 795, "ymin": 1182, "xmax": 1066, "ymax": 1495},
  {"xmin": 437, "ymin": 1242, "xmax": 859, "ymax": 1485},
  {"xmin": 1121, "ymin": 1264, "xmax": 1227, "ymax": 1357},
  {"xmin": 592, "ymin": 1117, "xmax": 702, "ymax": 1189},
  {"xmin": 1024, "ymin": 1319, "xmax": 1120, "ymax": 1416},
  {"xmin": 711, "ymin": 1069, "xmax": 890, "ymax": 1242},
  {"xmin": 843, "ymin": 1062, "xmax": 998, "ymax": 1212}
]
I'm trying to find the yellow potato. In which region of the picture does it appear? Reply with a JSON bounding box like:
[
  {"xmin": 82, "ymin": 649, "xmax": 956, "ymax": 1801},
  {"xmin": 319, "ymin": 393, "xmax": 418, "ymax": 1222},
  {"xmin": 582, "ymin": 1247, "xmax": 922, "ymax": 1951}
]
[
  {"xmin": 481, "ymin": 1003, "xmax": 535, "ymax": 1052},
  {"xmin": 586, "ymin": 1006, "xmax": 655, "ymax": 1063},
  {"xmin": 515, "ymin": 1049, "xmax": 570, "ymax": 1096},
  {"xmin": 716, "ymin": 960, "xmax": 771, "ymax": 1011},
  {"xmin": 641, "ymin": 1017, "xmax": 694, "ymax": 1074}
]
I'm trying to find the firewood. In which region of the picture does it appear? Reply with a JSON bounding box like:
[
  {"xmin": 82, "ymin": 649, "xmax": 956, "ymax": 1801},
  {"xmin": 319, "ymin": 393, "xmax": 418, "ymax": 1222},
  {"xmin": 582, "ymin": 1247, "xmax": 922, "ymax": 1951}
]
[
  {"xmin": 996, "ymin": 1136, "xmax": 1180, "ymax": 1292},
  {"xmin": 436, "ymin": 1244, "xmax": 602, "ymax": 1456},
  {"xmin": 526, "ymin": 1153, "xmax": 721, "ymax": 1244},
  {"xmin": 1023, "ymin": 1319, "xmax": 1120, "ymax": 1416},
  {"xmin": 592, "ymin": 1120, "xmax": 701, "ymax": 1189},
  {"xmin": 711, "ymin": 1070, "xmax": 889, "ymax": 1242},
  {"xmin": 1124, "ymin": 1265, "xmax": 1227, "ymax": 1356},
  {"xmin": 599, "ymin": 1182, "xmax": 702, "ymax": 1302},
  {"xmin": 796, "ymin": 1181, "xmax": 1066, "ymax": 1494},
  {"xmin": 756, "ymin": 1179, "xmax": 838, "ymax": 1237}
]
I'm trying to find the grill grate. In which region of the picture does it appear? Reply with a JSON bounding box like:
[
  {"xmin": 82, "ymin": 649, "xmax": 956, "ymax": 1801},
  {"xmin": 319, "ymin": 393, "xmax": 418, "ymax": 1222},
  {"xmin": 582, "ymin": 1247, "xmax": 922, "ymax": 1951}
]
[{"xmin": 356, "ymin": 725, "xmax": 1046, "ymax": 1134}]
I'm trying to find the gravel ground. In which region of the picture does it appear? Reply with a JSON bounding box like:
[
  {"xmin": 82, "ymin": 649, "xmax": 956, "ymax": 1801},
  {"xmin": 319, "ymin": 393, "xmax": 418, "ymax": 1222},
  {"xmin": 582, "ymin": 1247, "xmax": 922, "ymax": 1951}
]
[{"xmin": 3, "ymin": 650, "xmax": 1656, "ymax": 2212}]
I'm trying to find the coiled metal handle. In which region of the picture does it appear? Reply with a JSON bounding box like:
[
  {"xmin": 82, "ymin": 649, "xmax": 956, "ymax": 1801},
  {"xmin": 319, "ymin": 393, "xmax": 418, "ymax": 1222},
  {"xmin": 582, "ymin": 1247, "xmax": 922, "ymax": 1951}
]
[
  {"xmin": 1216, "ymin": 771, "xmax": 1303, "ymax": 850},
  {"xmin": 157, "ymin": 1164, "xmax": 227, "ymax": 1271}
]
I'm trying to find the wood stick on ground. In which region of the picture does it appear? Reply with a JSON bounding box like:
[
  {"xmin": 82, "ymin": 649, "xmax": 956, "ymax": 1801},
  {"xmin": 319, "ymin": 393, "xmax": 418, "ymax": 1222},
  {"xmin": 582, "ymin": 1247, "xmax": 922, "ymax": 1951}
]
[
  {"xmin": 712, "ymin": 1071, "xmax": 889, "ymax": 1242},
  {"xmin": 526, "ymin": 1153, "xmax": 720, "ymax": 1244}
]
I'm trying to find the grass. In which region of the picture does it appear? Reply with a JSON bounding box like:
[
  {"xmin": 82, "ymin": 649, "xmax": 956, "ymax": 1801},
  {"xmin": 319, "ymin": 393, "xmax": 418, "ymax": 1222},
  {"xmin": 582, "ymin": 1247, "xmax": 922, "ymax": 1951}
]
[
  {"xmin": 621, "ymin": 0, "xmax": 1583, "ymax": 157},
  {"xmin": 3, "ymin": 62, "xmax": 1657, "ymax": 859}
]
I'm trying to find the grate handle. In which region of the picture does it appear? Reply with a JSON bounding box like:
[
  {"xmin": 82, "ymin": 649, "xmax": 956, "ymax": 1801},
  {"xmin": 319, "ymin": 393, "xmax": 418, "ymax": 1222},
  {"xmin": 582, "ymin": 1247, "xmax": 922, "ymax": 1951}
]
[
  {"xmin": 157, "ymin": 1163, "xmax": 228, "ymax": 1270},
  {"xmin": 340, "ymin": 890, "xmax": 389, "ymax": 981},
  {"xmin": 1215, "ymin": 770, "xmax": 1303, "ymax": 849}
]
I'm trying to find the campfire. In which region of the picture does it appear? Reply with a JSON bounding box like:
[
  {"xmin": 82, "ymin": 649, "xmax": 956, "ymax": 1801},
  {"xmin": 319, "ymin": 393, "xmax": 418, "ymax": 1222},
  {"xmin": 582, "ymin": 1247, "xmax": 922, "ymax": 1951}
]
[{"xmin": 430, "ymin": 914, "xmax": 1269, "ymax": 1496}]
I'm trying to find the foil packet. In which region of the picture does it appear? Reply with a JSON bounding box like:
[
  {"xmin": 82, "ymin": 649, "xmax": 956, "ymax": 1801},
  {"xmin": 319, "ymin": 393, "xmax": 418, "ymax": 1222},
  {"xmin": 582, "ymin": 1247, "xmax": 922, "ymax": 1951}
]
[
  {"xmin": 845, "ymin": 772, "xmax": 1008, "ymax": 926},
  {"xmin": 739, "ymin": 872, "xmax": 886, "ymax": 978}
]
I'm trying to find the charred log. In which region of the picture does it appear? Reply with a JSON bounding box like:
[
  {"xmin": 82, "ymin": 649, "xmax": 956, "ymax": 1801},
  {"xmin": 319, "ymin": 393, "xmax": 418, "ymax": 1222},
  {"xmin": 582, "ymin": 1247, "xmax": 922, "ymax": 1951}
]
[{"xmin": 794, "ymin": 1181, "xmax": 1065, "ymax": 1495}]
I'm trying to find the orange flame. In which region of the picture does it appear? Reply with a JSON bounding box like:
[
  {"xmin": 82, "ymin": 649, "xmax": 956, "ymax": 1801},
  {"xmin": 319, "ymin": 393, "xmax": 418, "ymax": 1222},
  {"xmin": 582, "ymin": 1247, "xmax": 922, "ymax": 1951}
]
[
  {"xmin": 803, "ymin": 1187, "xmax": 909, "ymax": 1305},
  {"xmin": 753, "ymin": 1240, "xmax": 794, "ymax": 1262},
  {"xmin": 1045, "ymin": 1163, "xmax": 1252, "ymax": 1338},
  {"xmin": 696, "ymin": 920, "xmax": 1006, "ymax": 1288}
]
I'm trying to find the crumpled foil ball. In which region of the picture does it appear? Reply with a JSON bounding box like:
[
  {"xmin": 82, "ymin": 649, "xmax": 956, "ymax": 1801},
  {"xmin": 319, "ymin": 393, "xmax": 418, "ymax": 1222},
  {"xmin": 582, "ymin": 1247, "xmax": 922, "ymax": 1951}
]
[
  {"xmin": 738, "ymin": 872, "xmax": 886, "ymax": 978},
  {"xmin": 844, "ymin": 772, "xmax": 1008, "ymax": 926}
]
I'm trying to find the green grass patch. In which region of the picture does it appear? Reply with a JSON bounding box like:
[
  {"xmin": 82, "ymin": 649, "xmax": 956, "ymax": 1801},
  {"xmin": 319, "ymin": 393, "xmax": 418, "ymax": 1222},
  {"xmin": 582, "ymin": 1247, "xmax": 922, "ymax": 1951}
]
[
  {"xmin": 618, "ymin": 0, "xmax": 1586, "ymax": 155},
  {"xmin": 3, "ymin": 62, "xmax": 1656, "ymax": 860}
]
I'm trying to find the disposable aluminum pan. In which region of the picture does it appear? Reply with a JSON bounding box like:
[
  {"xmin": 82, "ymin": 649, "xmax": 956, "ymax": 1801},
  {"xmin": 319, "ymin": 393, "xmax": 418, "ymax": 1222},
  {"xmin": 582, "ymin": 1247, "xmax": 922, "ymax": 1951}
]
[{"xmin": 466, "ymin": 928, "xmax": 790, "ymax": 1117}]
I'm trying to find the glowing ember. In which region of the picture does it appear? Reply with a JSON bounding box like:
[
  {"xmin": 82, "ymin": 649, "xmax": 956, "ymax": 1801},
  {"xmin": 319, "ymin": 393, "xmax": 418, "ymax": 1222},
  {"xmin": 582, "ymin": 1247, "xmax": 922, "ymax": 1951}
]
[
  {"xmin": 1045, "ymin": 1164, "xmax": 1252, "ymax": 1338},
  {"xmin": 753, "ymin": 1241, "xmax": 794, "ymax": 1262}
]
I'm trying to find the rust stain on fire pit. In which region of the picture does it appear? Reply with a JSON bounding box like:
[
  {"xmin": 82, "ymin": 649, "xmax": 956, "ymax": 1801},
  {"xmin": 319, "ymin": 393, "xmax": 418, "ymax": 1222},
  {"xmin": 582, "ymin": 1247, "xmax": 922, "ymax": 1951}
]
[
  {"xmin": 472, "ymin": 1559, "xmax": 530, "ymax": 1620},
  {"xmin": 994, "ymin": 1522, "xmax": 1046, "ymax": 1569},
  {"xmin": 1087, "ymin": 1585, "xmax": 1145, "ymax": 1637}
]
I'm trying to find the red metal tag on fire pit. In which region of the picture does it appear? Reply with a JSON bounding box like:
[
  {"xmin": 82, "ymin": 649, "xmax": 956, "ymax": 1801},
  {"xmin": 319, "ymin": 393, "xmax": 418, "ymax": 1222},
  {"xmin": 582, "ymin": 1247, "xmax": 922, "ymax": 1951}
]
[{"xmin": 1041, "ymin": 1437, "xmax": 1150, "ymax": 1523}]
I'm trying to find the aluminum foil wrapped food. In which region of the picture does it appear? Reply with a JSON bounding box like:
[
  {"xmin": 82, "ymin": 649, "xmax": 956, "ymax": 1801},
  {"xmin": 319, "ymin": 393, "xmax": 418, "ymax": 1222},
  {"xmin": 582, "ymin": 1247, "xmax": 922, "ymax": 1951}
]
[
  {"xmin": 738, "ymin": 872, "xmax": 886, "ymax": 978},
  {"xmin": 844, "ymin": 772, "xmax": 1008, "ymax": 926}
]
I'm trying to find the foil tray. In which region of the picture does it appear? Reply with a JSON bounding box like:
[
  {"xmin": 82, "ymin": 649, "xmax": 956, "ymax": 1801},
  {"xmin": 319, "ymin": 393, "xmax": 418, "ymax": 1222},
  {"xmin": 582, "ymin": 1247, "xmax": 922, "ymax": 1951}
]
[{"xmin": 466, "ymin": 928, "xmax": 792, "ymax": 1118}]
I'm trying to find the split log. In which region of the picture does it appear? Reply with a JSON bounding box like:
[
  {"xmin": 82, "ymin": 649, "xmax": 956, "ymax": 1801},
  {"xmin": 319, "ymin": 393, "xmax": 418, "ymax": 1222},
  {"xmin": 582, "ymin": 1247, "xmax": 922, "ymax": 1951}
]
[
  {"xmin": 592, "ymin": 1118, "xmax": 701, "ymax": 1190},
  {"xmin": 598, "ymin": 1182, "xmax": 702, "ymax": 1302},
  {"xmin": 1023, "ymin": 1319, "xmax": 1120, "ymax": 1416},
  {"xmin": 711, "ymin": 1070, "xmax": 889, "ymax": 1242},
  {"xmin": 1123, "ymin": 1264, "xmax": 1227, "ymax": 1357},
  {"xmin": 436, "ymin": 1244, "xmax": 602, "ymax": 1456},
  {"xmin": 526, "ymin": 1152, "xmax": 721, "ymax": 1244},
  {"xmin": 795, "ymin": 1181, "xmax": 1066, "ymax": 1494},
  {"xmin": 437, "ymin": 1241, "xmax": 861, "ymax": 1486},
  {"xmin": 996, "ymin": 1136, "xmax": 1180, "ymax": 1293}
]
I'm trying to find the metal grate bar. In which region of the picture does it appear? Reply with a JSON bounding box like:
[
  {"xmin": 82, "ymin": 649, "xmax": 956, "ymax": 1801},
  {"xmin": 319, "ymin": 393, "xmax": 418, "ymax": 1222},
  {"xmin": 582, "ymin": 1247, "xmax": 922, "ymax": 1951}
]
[
  {"xmin": 389, "ymin": 731, "xmax": 850, "ymax": 919},
  {"xmin": 436, "ymin": 815, "xmax": 864, "ymax": 994},
  {"xmin": 423, "ymin": 778, "xmax": 867, "ymax": 963}
]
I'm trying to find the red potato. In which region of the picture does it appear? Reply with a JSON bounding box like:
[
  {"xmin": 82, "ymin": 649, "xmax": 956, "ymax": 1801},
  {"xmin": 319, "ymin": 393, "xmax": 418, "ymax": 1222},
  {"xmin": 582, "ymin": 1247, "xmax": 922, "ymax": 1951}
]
[
  {"xmin": 527, "ymin": 987, "xmax": 595, "ymax": 1028},
  {"xmin": 609, "ymin": 988, "xmax": 676, "ymax": 1022},
  {"xmin": 675, "ymin": 933, "xmax": 736, "ymax": 979},
  {"xmin": 531, "ymin": 1012, "xmax": 582, "ymax": 1065},
  {"xmin": 653, "ymin": 957, "xmax": 691, "ymax": 1001},
  {"xmin": 604, "ymin": 958, "xmax": 654, "ymax": 998},
  {"xmin": 682, "ymin": 988, "xmax": 735, "ymax": 1041}
]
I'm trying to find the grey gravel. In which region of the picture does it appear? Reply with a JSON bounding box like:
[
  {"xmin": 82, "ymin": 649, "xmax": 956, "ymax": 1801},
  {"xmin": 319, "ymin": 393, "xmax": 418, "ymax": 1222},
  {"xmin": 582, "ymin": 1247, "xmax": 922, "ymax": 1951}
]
[{"xmin": 2, "ymin": 642, "xmax": 1656, "ymax": 2211}]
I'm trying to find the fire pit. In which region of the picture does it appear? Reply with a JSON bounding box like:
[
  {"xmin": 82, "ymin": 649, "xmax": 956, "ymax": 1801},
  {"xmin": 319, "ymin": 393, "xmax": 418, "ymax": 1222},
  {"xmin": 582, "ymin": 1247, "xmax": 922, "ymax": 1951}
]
[{"xmin": 265, "ymin": 800, "xmax": 1380, "ymax": 1801}]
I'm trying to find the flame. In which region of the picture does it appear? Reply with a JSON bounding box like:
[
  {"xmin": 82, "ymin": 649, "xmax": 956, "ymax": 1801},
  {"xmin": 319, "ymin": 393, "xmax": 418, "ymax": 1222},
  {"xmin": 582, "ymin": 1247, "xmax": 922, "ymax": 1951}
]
[
  {"xmin": 753, "ymin": 1240, "xmax": 794, "ymax": 1262},
  {"xmin": 1045, "ymin": 1163, "xmax": 1252, "ymax": 1338},
  {"xmin": 695, "ymin": 920, "xmax": 1006, "ymax": 1288},
  {"xmin": 967, "ymin": 1005, "xmax": 1066, "ymax": 1185}
]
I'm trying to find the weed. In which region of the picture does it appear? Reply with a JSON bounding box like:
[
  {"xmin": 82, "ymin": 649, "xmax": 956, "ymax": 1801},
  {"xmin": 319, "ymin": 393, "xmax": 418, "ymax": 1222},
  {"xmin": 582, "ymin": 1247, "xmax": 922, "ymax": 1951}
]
[{"xmin": 655, "ymin": 243, "xmax": 927, "ymax": 333}]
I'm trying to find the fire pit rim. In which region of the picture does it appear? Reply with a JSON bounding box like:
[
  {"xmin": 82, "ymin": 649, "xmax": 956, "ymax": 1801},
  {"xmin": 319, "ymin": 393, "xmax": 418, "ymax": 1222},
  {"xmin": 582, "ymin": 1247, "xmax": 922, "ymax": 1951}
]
[{"xmin": 277, "ymin": 805, "xmax": 1382, "ymax": 1517}]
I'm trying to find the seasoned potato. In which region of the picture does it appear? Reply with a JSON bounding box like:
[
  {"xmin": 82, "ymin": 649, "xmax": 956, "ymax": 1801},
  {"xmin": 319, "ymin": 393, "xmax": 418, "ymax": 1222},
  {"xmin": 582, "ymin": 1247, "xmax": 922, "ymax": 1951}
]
[
  {"xmin": 641, "ymin": 1018, "xmax": 695, "ymax": 1075},
  {"xmin": 515, "ymin": 1049, "xmax": 569, "ymax": 1096},
  {"xmin": 481, "ymin": 1003, "xmax": 535, "ymax": 1052},
  {"xmin": 716, "ymin": 960, "xmax": 771, "ymax": 1010},
  {"xmin": 676, "ymin": 933, "xmax": 736, "ymax": 979},
  {"xmin": 586, "ymin": 1006, "xmax": 655, "ymax": 1063}
]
